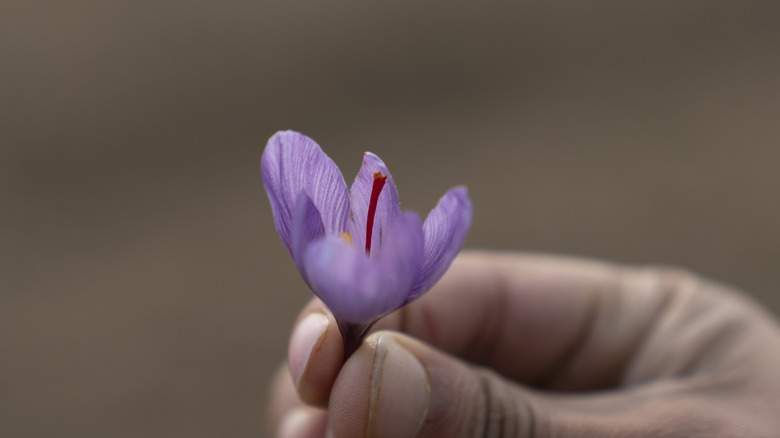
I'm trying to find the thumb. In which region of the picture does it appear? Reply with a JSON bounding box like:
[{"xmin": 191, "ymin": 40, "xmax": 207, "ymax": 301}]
[
  {"xmin": 328, "ymin": 330, "xmax": 536, "ymax": 437},
  {"xmin": 327, "ymin": 331, "xmax": 719, "ymax": 438}
]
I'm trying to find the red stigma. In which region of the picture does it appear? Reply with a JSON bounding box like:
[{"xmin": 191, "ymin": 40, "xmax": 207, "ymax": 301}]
[{"xmin": 365, "ymin": 171, "xmax": 387, "ymax": 254}]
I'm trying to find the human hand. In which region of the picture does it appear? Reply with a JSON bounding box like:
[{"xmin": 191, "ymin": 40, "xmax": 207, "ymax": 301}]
[{"xmin": 269, "ymin": 251, "xmax": 780, "ymax": 437}]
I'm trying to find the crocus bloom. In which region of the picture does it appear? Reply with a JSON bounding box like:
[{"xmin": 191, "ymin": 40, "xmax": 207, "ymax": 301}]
[{"xmin": 262, "ymin": 131, "xmax": 472, "ymax": 354}]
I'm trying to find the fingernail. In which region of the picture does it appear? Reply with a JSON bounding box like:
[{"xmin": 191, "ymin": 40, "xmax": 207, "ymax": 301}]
[
  {"xmin": 369, "ymin": 335, "xmax": 430, "ymax": 438},
  {"xmin": 277, "ymin": 407, "xmax": 314, "ymax": 438},
  {"xmin": 289, "ymin": 312, "xmax": 329, "ymax": 387}
]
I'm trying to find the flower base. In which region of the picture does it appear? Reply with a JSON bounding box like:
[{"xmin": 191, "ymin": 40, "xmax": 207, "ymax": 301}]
[{"xmin": 337, "ymin": 319, "xmax": 379, "ymax": 361}]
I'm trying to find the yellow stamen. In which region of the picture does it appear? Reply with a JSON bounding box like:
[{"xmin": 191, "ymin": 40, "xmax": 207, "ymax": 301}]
[{"xmin": 340, "ymin": 232, "xmax": 353, "ymax": 246}]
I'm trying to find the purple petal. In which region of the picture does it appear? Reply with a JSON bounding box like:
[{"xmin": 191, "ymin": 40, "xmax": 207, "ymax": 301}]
[
  {"xmin": 409, "ymin": 186, "xmax": 472, "ymax": 300},
  {"xmin": 304, "ymin": 212, "xmax": 423, "ymax": 324},
  {"xmin": 261, "ymin": 131, "xmax": 350, "ymax": 250},
  {"xmin": 346, "ymin": 152, "xmax": 400, "ymax": 253},
  {"xmin": 291, "ymin": 193, "xmax": 325, "ymax": 285},
  {"xmin": 374, "ymin": 211, "xmax": 423, "ymax": 284},
  {"xmin": 303, "ymin": 237, "xmax": 392, "ymax": 324}
]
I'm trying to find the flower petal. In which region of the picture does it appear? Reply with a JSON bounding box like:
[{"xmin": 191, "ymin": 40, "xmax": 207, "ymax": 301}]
[
  {"xmin": 291, "ymin": 193, "xmax": 325, "ymax": 285},
  {"xmin": 409, "ymin": 186, "xmax": 472, "ymax": 300},
  {"xmin": 261, "ymin": 131, "xmax": 350, "ymax": 251},
  {"xmin": 304, "ymin": 212, "xmax": 422, "ymax": 324},
  {"xmin": 303, "ymin": 237, "xmax": 388, "ymax": 324},
  {"xmin": 375, "ymin": 211, "xmax": 424, "ymax": 291},
  {"xmin": 346, "ymin": 152, "xmax": 400, "ymax": 253}
]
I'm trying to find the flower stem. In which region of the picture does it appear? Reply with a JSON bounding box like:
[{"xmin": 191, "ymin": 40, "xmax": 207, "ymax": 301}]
[{"xmin": 337, "ymin": 319, "xmax": 378, "ymax": 361}]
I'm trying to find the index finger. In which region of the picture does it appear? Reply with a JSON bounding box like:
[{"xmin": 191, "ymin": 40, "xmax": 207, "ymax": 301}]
[{"xmin": 381, "ymin": 250, "xmax": 671, "ymax": 388}]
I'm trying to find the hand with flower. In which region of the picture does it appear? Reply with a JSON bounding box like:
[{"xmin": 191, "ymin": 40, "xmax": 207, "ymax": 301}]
[
  {"xmin": 269, "ymin": 252, "xmax": 780, "ymax": 437},
  {"xmin": 263, "ymin": 132, "xmax": 780, "ymax": 437}
]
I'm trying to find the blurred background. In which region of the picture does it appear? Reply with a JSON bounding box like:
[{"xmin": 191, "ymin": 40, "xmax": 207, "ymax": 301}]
[{"xmin": 2, "ymin": 1, "xmax": 780, "ymax": 436}]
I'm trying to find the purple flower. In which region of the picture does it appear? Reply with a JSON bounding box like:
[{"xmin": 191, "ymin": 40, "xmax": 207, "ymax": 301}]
[{"xmin": 261, "ymin": 130, "xmax": 472, "ymax": 334}]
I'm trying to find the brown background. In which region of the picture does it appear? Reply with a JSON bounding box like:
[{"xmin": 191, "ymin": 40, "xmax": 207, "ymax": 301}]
[{"xmin": 3, "ymin": 1, "xmax": 780, "ymax": 436}]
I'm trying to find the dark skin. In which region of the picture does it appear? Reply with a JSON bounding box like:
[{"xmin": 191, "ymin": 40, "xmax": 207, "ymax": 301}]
[{"xmin": 269, "ymin": 251, "xmax": 780, "ymax": 437}]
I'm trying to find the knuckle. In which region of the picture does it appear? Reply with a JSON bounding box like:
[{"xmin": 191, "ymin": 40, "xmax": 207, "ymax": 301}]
[
  {"xmin": 471, "ymin": 370, "xmax": 538, "ymax": 438},
  {"xmin": 625, "ymin": 264, "xmax": 704, "ymax": 306},
  {"xmin": 646, "ymin": 265, "xmax": 700, "ymax": 295}
]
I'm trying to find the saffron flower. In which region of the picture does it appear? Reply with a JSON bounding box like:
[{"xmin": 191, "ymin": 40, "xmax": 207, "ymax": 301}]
[{"xmin": 262, "ymin": 130, "xmax": 472, "ymax": 357}]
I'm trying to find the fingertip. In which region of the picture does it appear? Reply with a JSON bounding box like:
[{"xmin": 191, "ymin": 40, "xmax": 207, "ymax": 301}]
[
  {"xmin": 371, "ymin": 335, "xmax": 430, "ymax": 438},
  {"xmin": 328, "ymin": 334, "xmax": 377, "ymax": 438},
  {"xmin": 288, "ymin": 310, "xmax": 344, "ymax": 406},
  {"xmin": 329, "ymin": 333, "xmax": 430, "ymax": 438},
  {"xmin": 289, "ymin": 312, "xmax": 329, "ymax": 385}
]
